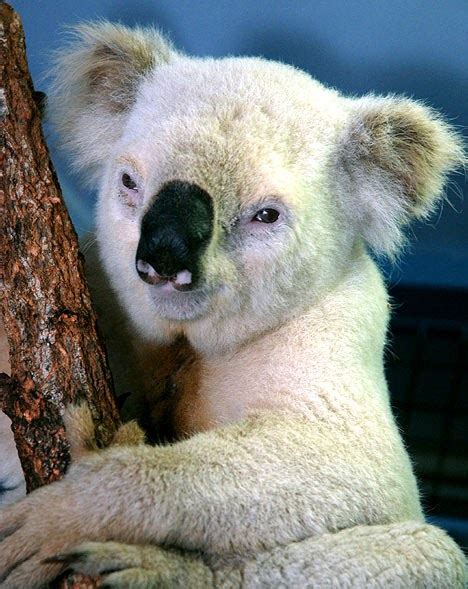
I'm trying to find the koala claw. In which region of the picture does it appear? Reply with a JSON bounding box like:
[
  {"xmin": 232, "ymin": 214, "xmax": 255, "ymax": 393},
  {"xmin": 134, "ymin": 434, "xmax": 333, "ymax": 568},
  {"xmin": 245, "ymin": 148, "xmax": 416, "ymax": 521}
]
[
  {"xmin": 101, "ymin": 568, "xmax": 170, "ymax": 589},
  {"xmin": 50, "ymin": 541, "xmax": 214, "ymax": 589},
  {"xmin": 47, "ymin": 541, "xmax": 150, "ymax": 576}
]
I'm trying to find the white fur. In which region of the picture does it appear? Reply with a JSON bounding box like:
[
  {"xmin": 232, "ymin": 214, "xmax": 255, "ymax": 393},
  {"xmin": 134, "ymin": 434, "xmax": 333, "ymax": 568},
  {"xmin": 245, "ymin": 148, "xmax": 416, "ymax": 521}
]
[
  {"xmin": 0, "ymin": 22, "xmax": 466, "ymax": 588},
  {"xmin": 0, "ymin": 412, "xmax": 25, "ymax": 507},
  {"xmin": 0, "ymin": 320, "xmax": 26, "ymax": 507}
]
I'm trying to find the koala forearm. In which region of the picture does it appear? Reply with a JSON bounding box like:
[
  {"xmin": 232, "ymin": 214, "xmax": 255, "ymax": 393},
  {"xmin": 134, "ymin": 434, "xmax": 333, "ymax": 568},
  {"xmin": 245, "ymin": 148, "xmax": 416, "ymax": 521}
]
[
  {"xmin": 63, "ymin": 522, "xmax": 467, "ymax": 588},
  {"xmin": 71, "ymin": 410, "xmax": 421, "ymax": 554},
  {"xmin": 213, "ymin": 521, "xmax": 467, "ymax": 588}
]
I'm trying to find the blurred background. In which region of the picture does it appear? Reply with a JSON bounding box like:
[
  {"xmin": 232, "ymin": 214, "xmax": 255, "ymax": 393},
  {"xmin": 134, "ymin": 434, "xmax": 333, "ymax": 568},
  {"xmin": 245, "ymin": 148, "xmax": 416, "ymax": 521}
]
[{"xmin": 11, "ymin": 0, "xmax": 468, "ymax": 548}]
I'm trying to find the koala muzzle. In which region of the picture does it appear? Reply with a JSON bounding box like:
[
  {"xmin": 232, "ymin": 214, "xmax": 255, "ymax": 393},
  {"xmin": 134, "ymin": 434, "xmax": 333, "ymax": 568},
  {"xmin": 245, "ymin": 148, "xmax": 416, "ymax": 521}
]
[{"xmin": 136, "ymin": 180, "xmax": 213, "ymax": 290}]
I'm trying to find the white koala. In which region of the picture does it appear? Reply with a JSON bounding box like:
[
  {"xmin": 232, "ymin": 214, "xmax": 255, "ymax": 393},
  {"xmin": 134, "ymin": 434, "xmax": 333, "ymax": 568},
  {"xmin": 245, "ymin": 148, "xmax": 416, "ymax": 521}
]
[{"xmin": 0, "ymin": 22, "xmax": 466, "ymax": 588}]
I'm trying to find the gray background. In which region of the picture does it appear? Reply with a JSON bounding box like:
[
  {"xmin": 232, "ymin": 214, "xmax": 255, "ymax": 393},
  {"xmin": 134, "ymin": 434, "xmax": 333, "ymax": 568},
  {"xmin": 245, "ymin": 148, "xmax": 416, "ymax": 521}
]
[{"xmin": 11, "ymin": 0, "xmax": 468, "ymax": 287}]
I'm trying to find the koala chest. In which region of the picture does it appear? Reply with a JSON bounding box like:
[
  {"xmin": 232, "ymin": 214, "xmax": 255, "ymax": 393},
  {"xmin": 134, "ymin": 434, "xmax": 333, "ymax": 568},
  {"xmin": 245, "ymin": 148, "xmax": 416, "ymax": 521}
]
[
  {"xmin": 168, "ymin": 353, "xmax": 214, "ymax": 438},
  {"xmin": 140, "ymin": 338, "xmax": 220, "ymax": 442},
  {"xmin": 141, "ymin": 338, "xmax": 268, "ymax": 442}
]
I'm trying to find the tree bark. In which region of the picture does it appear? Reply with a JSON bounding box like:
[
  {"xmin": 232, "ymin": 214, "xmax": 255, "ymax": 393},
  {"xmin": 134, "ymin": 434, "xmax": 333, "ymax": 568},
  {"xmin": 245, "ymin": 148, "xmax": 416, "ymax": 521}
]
[{"xmin": 1, "ymin": 3, "xmax": 121, "ymax": 587}]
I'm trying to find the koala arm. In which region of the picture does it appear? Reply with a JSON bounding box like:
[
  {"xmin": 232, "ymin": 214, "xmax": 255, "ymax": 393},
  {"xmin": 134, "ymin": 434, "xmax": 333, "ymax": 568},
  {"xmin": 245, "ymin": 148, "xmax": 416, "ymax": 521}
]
[
  {"xmin": 41, "ymin": 522, "xmax": 466, "ymax": 589},
  {"xmin": 235, "ymin": 521, "xmax": 467, "ymax": 589},
  {"xmin": 0, "ymin": 408, "xmax": 427, "ymax": 586}
]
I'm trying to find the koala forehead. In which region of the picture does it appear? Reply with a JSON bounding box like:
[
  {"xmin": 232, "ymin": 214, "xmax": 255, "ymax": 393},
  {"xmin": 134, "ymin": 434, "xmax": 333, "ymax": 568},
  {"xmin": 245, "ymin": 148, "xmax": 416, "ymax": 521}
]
[
  {"xmin": 134, "ymin": 57, "xmax": 345, "ymax": 131},
  {"xmin": 118, "ymin": 57, "xmax": 347, "ymax": 206}
]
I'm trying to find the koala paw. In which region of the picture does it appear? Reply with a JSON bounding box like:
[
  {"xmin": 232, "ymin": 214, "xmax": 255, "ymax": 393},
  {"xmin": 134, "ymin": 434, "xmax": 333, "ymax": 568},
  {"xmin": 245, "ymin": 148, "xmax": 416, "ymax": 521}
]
[
  {"xmin": 48, "ymin": 541, "xmax": 214, "ymax": 589},
  {"xmin": 64, "ymin": 402, "xmax": 146, "ymax": 462},
  {"xmin": 0, "ymin": 456, "xmax": 119, "ymax": 588},
  {"xmin": 48, "ymin": 541, "xmax": 161, "ymax": 576}
]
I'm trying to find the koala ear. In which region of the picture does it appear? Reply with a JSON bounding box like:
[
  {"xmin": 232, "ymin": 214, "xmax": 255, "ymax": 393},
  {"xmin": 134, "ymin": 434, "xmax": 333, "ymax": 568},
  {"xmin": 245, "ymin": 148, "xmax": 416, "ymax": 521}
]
[
  {"xmin": 333, "ymin": 96, "xmax": 465, "ymax": 256},
  {"xmin": 47, "ymin": 22, "xmax": 178, "ymax": 176}
]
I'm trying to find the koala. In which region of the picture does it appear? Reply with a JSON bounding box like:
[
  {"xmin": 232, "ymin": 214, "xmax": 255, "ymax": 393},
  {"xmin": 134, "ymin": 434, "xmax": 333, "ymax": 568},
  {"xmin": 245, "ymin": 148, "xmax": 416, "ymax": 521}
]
[{"xmin": 0, "ymin": 22, "xmax": 466, "ymax": 588}]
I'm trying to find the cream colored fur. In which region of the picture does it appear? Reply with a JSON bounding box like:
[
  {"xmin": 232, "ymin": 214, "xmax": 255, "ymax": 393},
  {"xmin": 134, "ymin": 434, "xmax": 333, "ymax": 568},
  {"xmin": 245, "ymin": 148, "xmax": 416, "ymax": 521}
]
[
  {"xmin": 0, "ymin": 22, "xmax": 466, "ymax": 588},
  {"xmin": 0, "ymin": 321, "xmax": 26, "ymax": 508}
]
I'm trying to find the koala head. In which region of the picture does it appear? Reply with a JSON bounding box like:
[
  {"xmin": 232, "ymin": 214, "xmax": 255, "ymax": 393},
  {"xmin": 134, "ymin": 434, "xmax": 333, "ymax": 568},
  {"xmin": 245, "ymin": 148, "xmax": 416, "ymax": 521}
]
[{"xmin": 48, "ymin": 23, "xmax": 465, "ymax": 355}]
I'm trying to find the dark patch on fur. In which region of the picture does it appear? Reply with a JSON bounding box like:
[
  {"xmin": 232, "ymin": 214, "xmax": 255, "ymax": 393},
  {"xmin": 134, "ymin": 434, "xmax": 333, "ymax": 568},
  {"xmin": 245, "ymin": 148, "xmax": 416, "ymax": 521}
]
[{"xmin": 127, "ymin": 336, "xmax": 198, "ymax": 445}]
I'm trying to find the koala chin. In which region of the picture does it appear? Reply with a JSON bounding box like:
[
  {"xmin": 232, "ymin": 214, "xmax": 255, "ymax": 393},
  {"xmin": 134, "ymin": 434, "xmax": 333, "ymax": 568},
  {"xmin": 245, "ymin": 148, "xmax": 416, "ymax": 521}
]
[{"xmin": 0, "ymin": 22, "xmax": 466, "ymax": 589}]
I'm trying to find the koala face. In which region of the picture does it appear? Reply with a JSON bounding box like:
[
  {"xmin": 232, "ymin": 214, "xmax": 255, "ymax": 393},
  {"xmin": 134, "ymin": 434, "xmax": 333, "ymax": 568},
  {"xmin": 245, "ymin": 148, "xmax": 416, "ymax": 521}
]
[
  {"xmin": 97, "ymin": 59, "xmax": 352, "ymax": 346},
  {"xmin": 94, "ymin": 58, "xmax": 354, "ymax": 350},
  {"xmin": 49, "ymin": 24, "xmax": 464, "ymax": 354}
]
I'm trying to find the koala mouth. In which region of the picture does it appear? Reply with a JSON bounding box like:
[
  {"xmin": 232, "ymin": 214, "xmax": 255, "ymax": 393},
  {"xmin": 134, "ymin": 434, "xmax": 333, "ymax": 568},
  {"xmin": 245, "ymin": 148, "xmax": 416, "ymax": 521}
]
[
  {"xmin": 136, "ymin": 260, "xmax": 193, "ymax": 292},
  {"xmin": 135, "ymin": 258, "xmax": 217, "ymax": 321}
]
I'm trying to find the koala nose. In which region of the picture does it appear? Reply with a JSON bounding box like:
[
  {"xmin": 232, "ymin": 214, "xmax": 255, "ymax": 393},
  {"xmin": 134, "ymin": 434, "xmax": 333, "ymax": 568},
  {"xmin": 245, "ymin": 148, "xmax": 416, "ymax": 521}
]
[{"xmin": 136, "ymin": 180, "xmax": 213, "ymax": 289}]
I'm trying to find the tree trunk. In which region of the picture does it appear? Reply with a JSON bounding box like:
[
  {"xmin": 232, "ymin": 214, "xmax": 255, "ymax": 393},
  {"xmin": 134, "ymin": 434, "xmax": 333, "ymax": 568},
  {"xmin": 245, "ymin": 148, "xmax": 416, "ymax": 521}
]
[{"xmin": 0, "ymin": 3, "xmax": 121, "ymax": 587}]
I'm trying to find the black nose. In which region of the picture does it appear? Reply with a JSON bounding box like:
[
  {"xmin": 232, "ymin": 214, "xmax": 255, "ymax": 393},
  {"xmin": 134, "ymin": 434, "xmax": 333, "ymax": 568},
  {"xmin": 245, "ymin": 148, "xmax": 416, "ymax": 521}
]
[{"xmin": 136, "ymin": 180, "xmax": 213, "ymax": 288}]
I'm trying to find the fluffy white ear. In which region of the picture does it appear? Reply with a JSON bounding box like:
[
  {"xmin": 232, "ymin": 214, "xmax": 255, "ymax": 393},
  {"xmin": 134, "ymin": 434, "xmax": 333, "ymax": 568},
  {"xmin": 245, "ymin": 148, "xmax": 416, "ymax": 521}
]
[
  {"xmin": 333, "ymin": 96, "xmax": 466, "ymax": 256},
  {"xmin": 47, "ymin": 22, "xmax": 178, "ymax": 177}
]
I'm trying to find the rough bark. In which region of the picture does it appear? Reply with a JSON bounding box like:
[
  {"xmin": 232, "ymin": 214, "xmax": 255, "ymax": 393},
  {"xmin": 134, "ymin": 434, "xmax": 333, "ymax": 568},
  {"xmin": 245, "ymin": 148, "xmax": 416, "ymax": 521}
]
[{"xmin": 1, "ymin": 3, "xmax": 121, "ymax": 587}]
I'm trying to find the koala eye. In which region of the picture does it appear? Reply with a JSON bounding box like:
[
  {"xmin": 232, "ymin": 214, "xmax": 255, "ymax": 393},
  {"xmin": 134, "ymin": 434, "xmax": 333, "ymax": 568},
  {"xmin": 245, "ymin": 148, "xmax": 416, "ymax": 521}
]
[
  {"xmin": 121, "ymin": 173, "xmax": 138, "ymax": 191},
  {"xmin": 253, "ymin": 208, "xmax": 280, "ymax": 223}
]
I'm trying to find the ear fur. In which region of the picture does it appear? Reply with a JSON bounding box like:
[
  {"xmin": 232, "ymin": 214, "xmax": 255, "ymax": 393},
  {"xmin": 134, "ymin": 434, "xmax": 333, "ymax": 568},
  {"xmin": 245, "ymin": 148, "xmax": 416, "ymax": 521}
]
[
  {"xmin": 47, "ymin": 22, "xmax": 178, "ymax": 176},
  {"xmin": 334, "ymin": 96, "xmax": 466, "ymax": 256}
]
